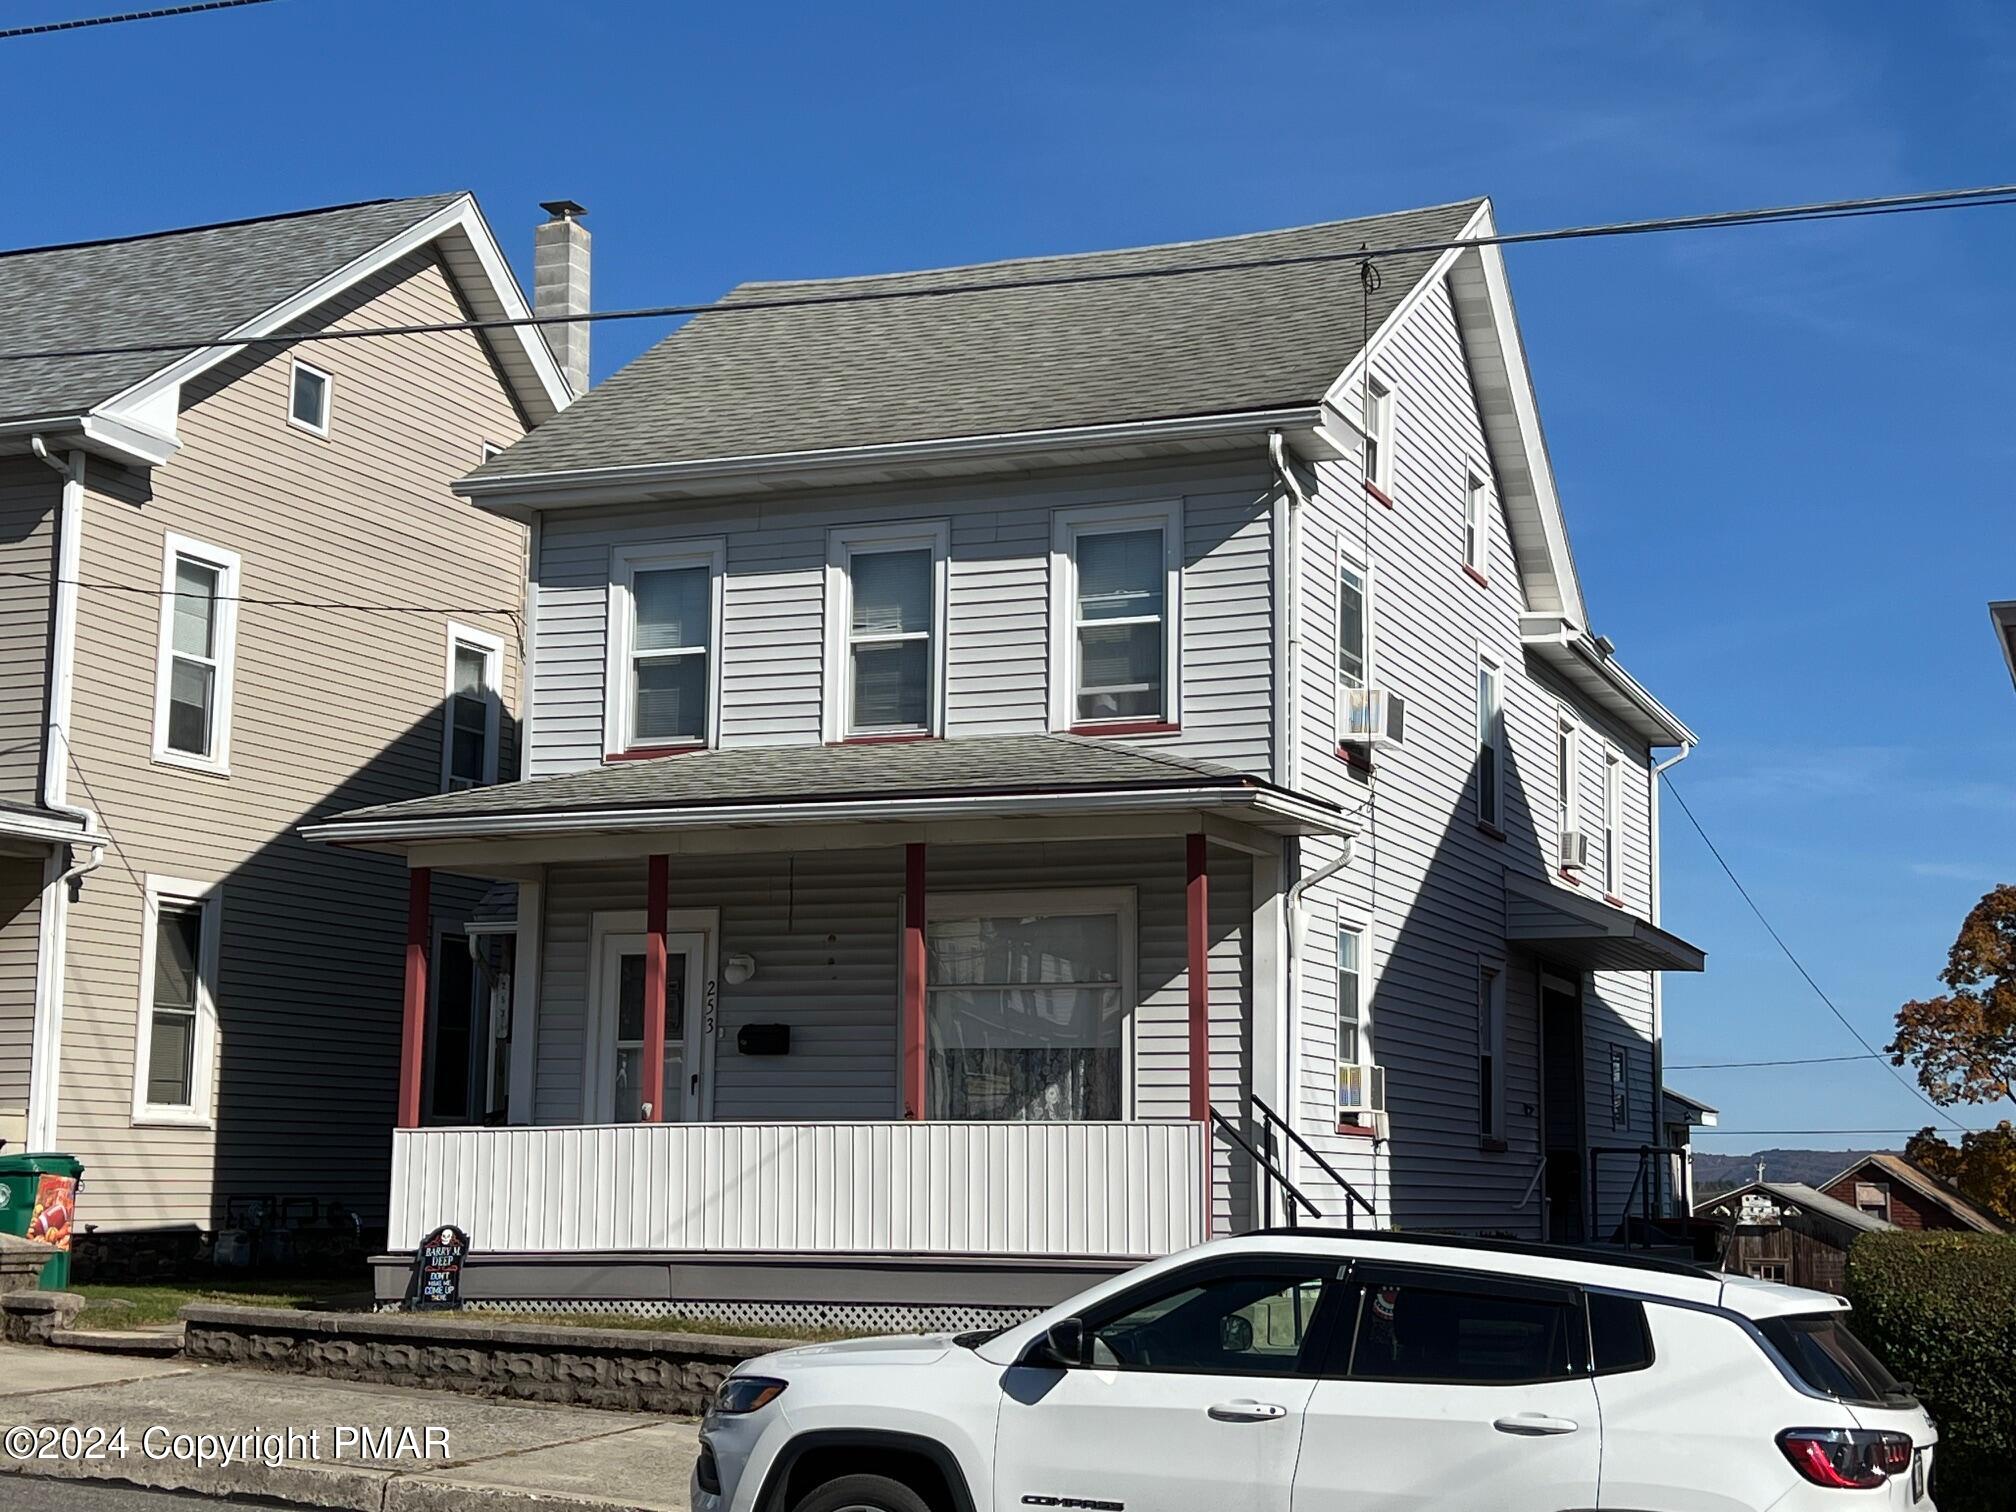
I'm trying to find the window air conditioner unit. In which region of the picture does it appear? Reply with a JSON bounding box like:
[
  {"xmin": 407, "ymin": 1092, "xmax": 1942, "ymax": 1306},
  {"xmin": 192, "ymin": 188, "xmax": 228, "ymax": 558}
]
[
  {"xmin": 1558, "ymin": 829, "xmax": 1590, "ymax": 873},
  {"xmin": 1342, "ymin": 687, "xmax": 1406, "ymax": 745},
  {"xmin": 1338, "ymin": 1063, "xmax": 1387, "ymax": 1117}
]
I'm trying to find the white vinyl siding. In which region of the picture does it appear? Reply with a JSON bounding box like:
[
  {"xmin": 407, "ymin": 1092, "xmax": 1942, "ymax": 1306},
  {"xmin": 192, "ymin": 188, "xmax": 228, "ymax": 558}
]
[
  {"xmin": 604, "ymin": 540, "xmax": 724, "ymax": 755},
  {"xmin": 130, "ymin": 877, "xmax": 222, "ymax": 1128},
  {"xmin": 151, "ymin": 533, "xmax": 240, "ymax": 773},
  {"xmin": 443, "ymin": 623, "xmax": 502, "ymax": 790},
  {"xmin": 824, "ymin": 520, "xmax": 950, "ymax": 740}
]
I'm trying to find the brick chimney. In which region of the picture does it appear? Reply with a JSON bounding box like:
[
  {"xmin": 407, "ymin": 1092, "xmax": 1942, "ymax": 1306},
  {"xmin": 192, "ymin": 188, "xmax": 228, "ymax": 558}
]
[{"xmin": 533, "ymin": 200, "xmax": 591, "ymax": 396}]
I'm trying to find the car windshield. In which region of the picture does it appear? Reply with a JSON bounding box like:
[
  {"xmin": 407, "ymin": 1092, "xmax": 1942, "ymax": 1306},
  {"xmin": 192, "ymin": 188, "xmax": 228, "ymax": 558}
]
[{"xmin": 1756, "ymin": 1312, "xmax": 1909, "ymax": 1406}]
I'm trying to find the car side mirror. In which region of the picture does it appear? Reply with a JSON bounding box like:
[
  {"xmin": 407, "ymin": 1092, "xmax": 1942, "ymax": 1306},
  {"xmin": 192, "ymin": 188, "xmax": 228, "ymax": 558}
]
[
  {"xmin": 1220, "ymin": 1314, "xmax": 1254, "ymax": 1353},
  {"xmin": 1033, "ymin": 1317, "xmax": 1089, "ymax": 1369}
]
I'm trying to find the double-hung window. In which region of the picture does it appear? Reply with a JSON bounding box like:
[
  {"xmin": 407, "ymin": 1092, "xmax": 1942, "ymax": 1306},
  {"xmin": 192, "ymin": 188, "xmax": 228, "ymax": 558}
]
[
  {"xmin": 1602, "ymin": 750, "xmax": 1623, "ymax": 897},
  {"xmin": 132, "ymin": 877, "xmax": 222, "ymax": 1126},
  {"xmin": 288, "ymin": 359, "xmax": 331, "ymax": 436},
  {"xmin": 1337, "ymin": 924, "xmax": 1374, "ymax": 1125},
  {"xmin": 1478, "ymin": 960, "xmax": 1506, "ymax": 1144},
  {"xmin": 152, "ymin": 534, "xmax": 239, "ymax": 772},
  {"xmin": 1362, "ymin": 376, "xmax": 1394, "ymax": 498},
  {"xmin": 1052, "ymin": 500, "xmax": 1181, "ymax": 731},
  {"xmin": 1610, "ymin": 1045, "xmax": 1630, "ymax": 1129},
  {"xmin": 826, "ymin": 521, "xmax": 948, "ymax": 740},
  {"xmin": 443, "ymin": 624, "xmax": 503, "ymax": 790},
  {"xmin": 1475, "ymin": 651, "xmax": 1504, "ymax": 829},
  {"xmin": 1556, "ymin": 711, "xmax": 1580, "ymax": 850},
  {"xmin": 607, "ymin": 541, "xmax": 723, "ymax": 755},
  {"xmin": 1464, "ymin": 466, "xmax": 1490, "ymax": 574}
]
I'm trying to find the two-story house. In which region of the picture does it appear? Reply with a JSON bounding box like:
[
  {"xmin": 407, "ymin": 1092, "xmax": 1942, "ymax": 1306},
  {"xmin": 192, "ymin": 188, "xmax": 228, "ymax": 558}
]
[
  {"xmin": 307, "ymin": 196, "xmax": 1706, "ymax": 1327},
  {"xmin": 0, "ymin": 193, "xmax": 575, "ymax": 1263}
]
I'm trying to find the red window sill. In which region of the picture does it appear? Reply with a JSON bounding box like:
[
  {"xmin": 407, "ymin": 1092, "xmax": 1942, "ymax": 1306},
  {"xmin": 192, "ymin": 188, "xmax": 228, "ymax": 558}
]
[
  {"xmin": 1462, "ymin": 563, "xmax": 1491, "ymax": 589},
  {"xmin": 1334, "ymin": 1120, "xmax": 1378, "ymax": 1139},
  {"xmin": 1477, "ymin": 820, "xmax": 1507, "ymax": 842},
  {"xmin": 1479, "ymin": 1137, "xmax": 1510, "ymax": 1155},
  {"xmin": 1364, "ymin": 481, "xmax": 1395, "ymax": 509},
  {"xmin": 835, "ymin": 731, "xmax": 938, "ymax": 746},
  {"xmin": 1070, "ymin": 721, "xmax": 1181, "ymax": 737},
  {"xmin": 605, "ymin": 744, "xmax": 705, "ymax": 763},
  {"xmin": 1603, "ymin": 893, "xmax": 1628, "ymax": 909},
  {"xmin": 1557, "ymin": 868, "xmax": 1583, "ymax": 886}
]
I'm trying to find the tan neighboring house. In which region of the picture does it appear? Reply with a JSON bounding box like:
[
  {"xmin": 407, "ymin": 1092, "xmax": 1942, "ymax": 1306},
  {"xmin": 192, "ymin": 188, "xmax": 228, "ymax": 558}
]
[{"xmin": 0, "ymin": 193, "xmax": 578, "ymax": 1246}]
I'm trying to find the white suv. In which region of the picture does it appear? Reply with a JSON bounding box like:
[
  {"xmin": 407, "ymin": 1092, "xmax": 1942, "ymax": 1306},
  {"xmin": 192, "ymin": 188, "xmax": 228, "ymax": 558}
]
[{"xmin": 693, "ymin": 1230, "xmax": 1936, "ymax": 1512}]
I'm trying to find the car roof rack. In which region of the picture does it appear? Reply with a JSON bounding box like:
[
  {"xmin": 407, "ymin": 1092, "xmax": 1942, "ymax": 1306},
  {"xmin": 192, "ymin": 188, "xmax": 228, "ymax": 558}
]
[{"xmin": 1241, "ymin": 1227, "xmax": 1710, "ymax": 1280}]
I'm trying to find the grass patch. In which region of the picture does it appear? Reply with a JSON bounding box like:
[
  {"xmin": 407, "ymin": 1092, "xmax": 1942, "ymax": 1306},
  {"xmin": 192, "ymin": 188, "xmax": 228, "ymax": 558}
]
[{"xmin": 71, "ymin": 1276, "xmax": 373, "ymax": 1331}]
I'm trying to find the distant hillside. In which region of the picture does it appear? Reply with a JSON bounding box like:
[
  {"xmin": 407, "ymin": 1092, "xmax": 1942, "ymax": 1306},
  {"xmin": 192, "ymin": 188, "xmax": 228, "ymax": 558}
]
[{"xmin": 1693, "ymin": 1148, "xmax": 1893, "ymax": 1194}]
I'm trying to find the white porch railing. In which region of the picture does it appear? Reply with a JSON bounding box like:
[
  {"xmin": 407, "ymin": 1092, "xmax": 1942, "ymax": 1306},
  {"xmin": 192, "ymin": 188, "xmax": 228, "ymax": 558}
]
[{"xmin": 387, "ymin": 1120, "xmax": 1210, "ymax": 1258}]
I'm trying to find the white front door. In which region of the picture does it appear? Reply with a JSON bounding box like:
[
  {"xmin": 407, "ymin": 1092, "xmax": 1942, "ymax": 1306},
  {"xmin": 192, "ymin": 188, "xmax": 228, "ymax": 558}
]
[
  {"xmin": 993, "ymin": 1255, "xmax": 1336, "ymax": 1512},
  {"xmin": 592, "ymin": 930, "xmax": 706, "ymax": 1122}
]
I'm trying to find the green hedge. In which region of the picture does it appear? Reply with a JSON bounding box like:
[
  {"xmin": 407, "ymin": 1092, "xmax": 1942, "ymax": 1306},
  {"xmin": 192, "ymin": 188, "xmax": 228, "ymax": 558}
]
[{"xmin": 1843, "ymin": 1230, "xmax": 2016, "ymax": 1512}]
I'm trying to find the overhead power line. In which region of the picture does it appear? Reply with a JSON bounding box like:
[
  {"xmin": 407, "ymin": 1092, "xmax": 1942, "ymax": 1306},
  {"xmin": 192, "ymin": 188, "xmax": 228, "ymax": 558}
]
[
  {"xmin": 1660, "ymin": 773, "xmax": 1969, "ymax": 1133},
  {"xmin": 3, "ymin": 182, "xmax": 2016, "ymax": 365},
  {"xmin": 0, "ymin": 0, "xmax": 281, "ymax": 43},
  {"xmin": 0, "ymin": 568, "xmax": 519, "ymax": 621},
  {"xmin": 1700, "ymin": 1129, "xmax": 1944, "ymax": 1138},
  {"xmin": 1668, "ymin": 1052, "xmax": 1884, "ymax": 1070}
]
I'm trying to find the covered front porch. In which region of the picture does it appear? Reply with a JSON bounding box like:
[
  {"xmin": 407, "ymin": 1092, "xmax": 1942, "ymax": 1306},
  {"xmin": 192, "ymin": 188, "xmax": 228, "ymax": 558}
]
[{"xmin": 305, "ymin": 736, "xmax": 1352, "ymax": 1319}]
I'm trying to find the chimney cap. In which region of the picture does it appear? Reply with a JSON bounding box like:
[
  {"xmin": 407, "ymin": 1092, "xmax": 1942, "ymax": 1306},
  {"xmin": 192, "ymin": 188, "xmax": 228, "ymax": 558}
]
[{"xmin": 539, "ymin": 199, "xmax": 588, "ymax": 222}]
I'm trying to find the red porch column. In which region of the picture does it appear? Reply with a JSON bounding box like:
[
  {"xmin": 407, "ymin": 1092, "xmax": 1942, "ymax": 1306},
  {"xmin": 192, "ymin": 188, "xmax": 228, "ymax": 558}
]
[
  {"xmin": 398, "ymin": 867, "xmax": 431, "ymax": 1129},
  {"xmin": 1187, "ymin": 832, "xmax": 1210, "ymax": 1123},
  {"xmin": 902, "ymin": 843, "xmax": 927, "ymax": 1118},
  {"xmin": 643, "ymin": 854, "xmax": 669, "ymax": 1122}
]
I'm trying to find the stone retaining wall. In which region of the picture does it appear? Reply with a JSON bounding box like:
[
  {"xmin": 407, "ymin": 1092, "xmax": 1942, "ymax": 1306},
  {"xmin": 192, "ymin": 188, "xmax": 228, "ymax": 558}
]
[{"xmin": 181, "ymin": 1306, "xmax": 798, "ymax": 1416}]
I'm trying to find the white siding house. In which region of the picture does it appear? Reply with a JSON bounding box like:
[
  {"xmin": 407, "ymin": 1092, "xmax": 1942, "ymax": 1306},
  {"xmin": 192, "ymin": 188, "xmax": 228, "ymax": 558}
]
[{"xmin": 308, "ymin": 196, "xmax": 1704, "ymax": 1322}]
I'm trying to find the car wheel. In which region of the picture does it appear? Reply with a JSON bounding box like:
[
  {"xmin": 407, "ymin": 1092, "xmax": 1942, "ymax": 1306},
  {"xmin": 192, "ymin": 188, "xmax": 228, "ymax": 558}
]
[{"xmin": 789, "ymin": 1471, "xmax": 935, "ymax": 1512}]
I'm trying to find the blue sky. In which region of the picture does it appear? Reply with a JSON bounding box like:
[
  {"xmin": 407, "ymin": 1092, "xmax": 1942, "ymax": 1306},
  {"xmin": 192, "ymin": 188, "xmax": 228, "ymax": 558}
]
[{"xmin": 13, "ymin": 0, "xmax": 2015, "ymax": 1151}]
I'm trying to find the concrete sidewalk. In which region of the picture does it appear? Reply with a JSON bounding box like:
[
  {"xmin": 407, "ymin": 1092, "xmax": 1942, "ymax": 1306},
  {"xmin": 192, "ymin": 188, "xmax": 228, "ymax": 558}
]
[{"xmin": 0, "ymin": 1343, "xmax": 700, "ymax": 1511}]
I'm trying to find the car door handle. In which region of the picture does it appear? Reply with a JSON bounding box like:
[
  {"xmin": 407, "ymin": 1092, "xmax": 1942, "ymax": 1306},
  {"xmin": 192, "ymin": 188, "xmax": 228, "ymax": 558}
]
[
  {"xmin": 1492, "ymin": 1414, "xmax": 1581, "ymax": 1436},
  {"xmin": 1209, "ymin": 1400, "xmax": 1289, "ymax": 1423}
]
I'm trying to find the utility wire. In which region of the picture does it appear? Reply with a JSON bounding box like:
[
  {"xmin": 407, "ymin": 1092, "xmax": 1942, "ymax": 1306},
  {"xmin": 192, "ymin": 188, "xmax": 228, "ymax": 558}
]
[
  {"xmin": 0, "ymin": 568, "xmax": 521, "ymax": 624},
  {"xmin": 1669, "ymin": 1052, "xmax": 1884, "ymax": 1070},
  {"xmin": 0, "ymin": 0, "xmax": 280, "ymax": 42},
  {"xmin": 1660, "ymin": 772, "xmax": 1969, "ymax": 1133},
  {"xmin": 4, "ymin": 183, "xmax": 2016, "ymax": 365}
]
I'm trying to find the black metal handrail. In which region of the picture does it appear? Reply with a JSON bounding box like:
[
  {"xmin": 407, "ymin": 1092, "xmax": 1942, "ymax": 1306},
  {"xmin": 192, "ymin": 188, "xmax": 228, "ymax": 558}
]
[
  {"xmin": 1250, "ymin": 1095, "xmax": 1379, "ymax": 1229},
  {"xmin": 1209, "ymin": 1109, "xmax": 1321, "ymax": 1228},
  {"xmin": 1588, "ymin": 1144, "xmax": 1686, "ymax": 1249}
]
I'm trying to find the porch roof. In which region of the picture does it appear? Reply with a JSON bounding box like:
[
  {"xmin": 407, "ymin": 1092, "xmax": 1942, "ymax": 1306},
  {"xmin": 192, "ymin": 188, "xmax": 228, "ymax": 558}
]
[
  {"xmin": 300, "ymin": 734, "xmax": 1351, "ymax": 851},
  {"xmin": 1503, "ymin": 870, "xmax": 1706, "ymax": 974}
]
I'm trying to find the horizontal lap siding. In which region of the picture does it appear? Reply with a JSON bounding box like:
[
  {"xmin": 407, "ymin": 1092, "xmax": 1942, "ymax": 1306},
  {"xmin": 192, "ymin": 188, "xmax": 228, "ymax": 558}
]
[
  {"xmin": 533, "ymin": 838, "xmax": 1253, "ymax": 1231},
  {"xmin": 527, "ymin": 460, "xmax": 1273, "ymax": 778},
  {"xmin": 1290, "ymin": 277, "xmax": 1659, "ymax": 1235},
  {"xmin": 0, "ymin": 459, "xmax": 55, "ymax": 808},
  {"xmin": 55, "ymin": 249, "xmax": 528, "ymax": 1229}
]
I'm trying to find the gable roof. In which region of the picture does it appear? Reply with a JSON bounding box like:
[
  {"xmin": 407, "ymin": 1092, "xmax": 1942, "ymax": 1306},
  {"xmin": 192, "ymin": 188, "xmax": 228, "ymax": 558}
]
[
  {"xmin": 1701, "ymin": 1180, "xmax": 1895, "ymax": 1236},
  {"xmin": 470, "ymin": 198, "xmax": 1485, "ymax": 482},
  {"xmin": 0, "ymin": 192, "xmax": 570, "ymax": 459},
  {"xmin": 1823, "ymin": 1152, "xmax": 2005, "ymax": 1233}
]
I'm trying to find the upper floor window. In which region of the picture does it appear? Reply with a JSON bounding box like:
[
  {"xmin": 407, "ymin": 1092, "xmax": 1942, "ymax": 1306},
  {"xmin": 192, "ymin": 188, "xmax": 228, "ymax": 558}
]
[
  {"xmin": 479, "ymin": 440, "xmax": 504, "ymax": 464},
  {"xmin": 1555, "ymin": 710, "xmax": 1581, "ymax": 850},
  {"xmin": 825, "ymin": 521, "xmax": 949, "ymax": 740},
  {"xmin": 152, "ymin": 534, "xmax": 239, "ymax": 773},
  {"xmin": 1478, "ymin": 960, "xmax": 1506, "ymax": 1145},
  {"xmin": 1362, "ymin": 376, "xmax": 1394, "ymax": 498},
  {"xmin": 132, "ymin": 876, "xmax": 222, "ymax": 1127},
  {"xmin": 1464, "ymin": 466, "xmax": 1490, "ymax": 574},
  {"xmin": 443, "ymin": 624, "xmax": 503, "ymax": 791},
  {"xmin": 605, "ymin": 540, "xmax": 723, "ymax": 755},
  {"xmin": 1475, "ymin": 651, "xmax": 1503, "ymax": 829},
  {"xmin": 288, "ymin": 359, "xmax": 331, "ymax": 436},
  {"xmin": 1602, "ymin": 749, "xmax": 1623, "ymax": 896},
  {"xmin": 1051, "ymin": 499, "xmax": 1182, "ymax": 731},
  {"xmin": 1338, "ymin": 560, "xmax": 1369, "ymax": 693}
]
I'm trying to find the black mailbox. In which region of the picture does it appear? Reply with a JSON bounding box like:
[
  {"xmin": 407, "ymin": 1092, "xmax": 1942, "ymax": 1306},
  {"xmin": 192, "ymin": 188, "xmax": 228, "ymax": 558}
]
[{"xmin": 736, "ymin": 1023, "xmax": 791, "ymax": 1056}]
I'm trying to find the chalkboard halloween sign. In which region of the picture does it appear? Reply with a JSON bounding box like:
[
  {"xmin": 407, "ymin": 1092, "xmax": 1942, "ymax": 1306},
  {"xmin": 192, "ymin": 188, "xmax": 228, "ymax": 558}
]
[{"xmin": 408, "ymin": 1224, "xmax": 470, "ymax": 1311}]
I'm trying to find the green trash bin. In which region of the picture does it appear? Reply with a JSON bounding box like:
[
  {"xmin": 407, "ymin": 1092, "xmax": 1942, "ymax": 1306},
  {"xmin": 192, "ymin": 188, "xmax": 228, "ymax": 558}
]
[{"xmin": 0, "ymin": 1153, "xmax": 84, "ymax": 1289}]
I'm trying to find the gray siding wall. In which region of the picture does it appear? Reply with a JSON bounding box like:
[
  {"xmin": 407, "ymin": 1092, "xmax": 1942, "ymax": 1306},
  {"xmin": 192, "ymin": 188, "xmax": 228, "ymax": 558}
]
[
  {"xmin": 0, "ymin": 458, "xmax": 55, "ymax": 809},
  {"xmin": 0, "ymin": 856, "xmax": 41, "ymax": 1143},
  {"xmin": 533, "ymin": 837, "xmax": 1254, "ymax": 1230},
  {"xmin": 528, "ymin": 459, "xmax": 1275, "ymax": 777},
  {"xmin": 1288, "ymin": 273, "xmax": 1661, "ymax": 1236}
]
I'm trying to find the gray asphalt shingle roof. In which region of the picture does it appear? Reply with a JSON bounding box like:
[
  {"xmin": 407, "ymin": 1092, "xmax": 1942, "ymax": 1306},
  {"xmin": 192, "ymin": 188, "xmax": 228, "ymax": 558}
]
[
  {"xmin": 474, "ymin": 197, "xmax": 1486, "ymax": 480},
  {"xmin": 0, "ymin": 193, "xmax": 467, "ymax": 424},
  {"xmin": 317, "ymin": 734, "xmax": 1284, "ymax": 829}
]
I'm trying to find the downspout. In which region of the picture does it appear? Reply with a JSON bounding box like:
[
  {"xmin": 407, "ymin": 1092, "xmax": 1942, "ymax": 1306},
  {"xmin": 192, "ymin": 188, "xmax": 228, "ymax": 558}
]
[
  {"xmin": 1647, "ymin": 739, "xmax": 1692, "ymax": 1215},
  {"xmin": 25, "ymin": 439, "xmax": 104, "ymax": 1152},
  {"xmin": 1268, "ymin": 430, "xmax": 1310, "ymax": 794},
  {"xmin": 1281, "ymin": 836, "xmax": 1356, "ymax": 1174}
]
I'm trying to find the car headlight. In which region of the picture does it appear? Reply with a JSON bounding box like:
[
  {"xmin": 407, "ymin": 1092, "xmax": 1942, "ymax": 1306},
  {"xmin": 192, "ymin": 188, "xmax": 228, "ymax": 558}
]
[{"xmin": 713, "ymin": 1375, "xmax": 788, "ymax": 1415}]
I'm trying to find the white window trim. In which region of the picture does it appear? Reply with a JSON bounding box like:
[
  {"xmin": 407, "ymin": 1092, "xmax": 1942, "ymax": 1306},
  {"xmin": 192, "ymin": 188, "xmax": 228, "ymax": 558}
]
[
  {"xmin": 1335, "ymin": 914, "xmax": 1377, "ymax": 1130},
  {"xmin": 1602, "ymin": 747, "xmax": 1624, "ymax": 899},
  {"xmin": 1334, "ymin": 535, "xmax": 1377, "ymax": 747},
  {"xmin": 442, "ymin": 622, "xmax": 504, "ymax": 791},
  {"xmin": 1463, "ymin": 463, "xmax": 1491, "ymax": 573},
  {"xmin": 902, "ymin": 885, "xmax": 1139, "ymax": 1121},
  {"xmin": 822, "ymin": 519, "xmax": 951, "ymax": 742},
  {"xmin": 1475, "ymin": 647, "xmax": 1504, "ymax": 829},
  {"xmin": 1363, "ymin": 374, "xmax": 1396, "ymax": 496},
  {"xmin": 1556, "ymin": 707, "xmax": 1582, "ymax": 851},
  {"xmin": 151, "ymin": 532, "xmax": 240, "ymax": 775},
  {"xmin": 479, "ymin": 440, "xmax": 504, "ymax": 464},
  {"xmin": 581, "ymin": 907, "xmax": 720, "ymax": 1124},
  {"xmin": 287, "ymin": 357, "xmax": 332, "ymax": 438},
  {"xmin": 130, "ymin": 875, "xmax": 223, "ymax": 1128},
  {"xmin": 1049, "ymin": 498, "xmax": 1184, "ymax": 732},
  {"xmin": 603, "ymin": 539, "xmax": 726, "ymax": 757},
  {"xmin": 1478, "ymin": 957, "xmax": 1507, "ymax": 1145}
]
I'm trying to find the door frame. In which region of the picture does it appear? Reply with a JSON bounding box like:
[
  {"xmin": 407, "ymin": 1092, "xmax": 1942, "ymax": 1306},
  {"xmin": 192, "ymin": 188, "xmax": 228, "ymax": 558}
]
[
  {"xmin": 1536, "ymin": 968, "xmax": 1587, "ymax": 1244},
  {"xmin": 584, "ymin": 907, "xmax": 720, "ymax": 1122},
  {"xmin": 422, "ymin": 924, "xmax": 483, "ymax": 1127}
]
